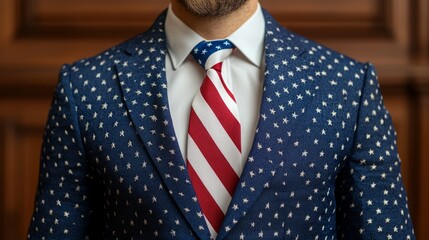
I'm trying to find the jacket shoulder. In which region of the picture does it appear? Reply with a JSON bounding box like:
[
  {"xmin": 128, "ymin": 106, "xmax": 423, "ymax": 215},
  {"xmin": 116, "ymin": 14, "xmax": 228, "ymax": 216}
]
[
  {"xmin": 262, "ymin": 8, "xmax": 368, "ymax": 76},
  {"xmin": 61, "ymin": 10, "xmax": 168, "ymax": 86}
]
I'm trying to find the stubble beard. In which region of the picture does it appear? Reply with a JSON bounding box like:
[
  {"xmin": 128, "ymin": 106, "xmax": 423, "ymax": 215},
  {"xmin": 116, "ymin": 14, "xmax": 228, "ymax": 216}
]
[{"xmin": 177, "ymin": 0, "xmax": 249, "ymax": 17}]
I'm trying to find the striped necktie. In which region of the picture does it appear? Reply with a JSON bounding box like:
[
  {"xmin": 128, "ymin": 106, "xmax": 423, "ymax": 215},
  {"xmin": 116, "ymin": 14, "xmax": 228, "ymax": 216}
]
[{"xmin": 187, "ymin": 39, "xmax": 242, "ymax": 238}]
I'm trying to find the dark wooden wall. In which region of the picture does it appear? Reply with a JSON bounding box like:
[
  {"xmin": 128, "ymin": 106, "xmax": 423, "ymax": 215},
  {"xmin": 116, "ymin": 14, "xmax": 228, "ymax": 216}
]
[{"xmin": 1, "ymin": 0, "xmax": 428, "ymax": 239}]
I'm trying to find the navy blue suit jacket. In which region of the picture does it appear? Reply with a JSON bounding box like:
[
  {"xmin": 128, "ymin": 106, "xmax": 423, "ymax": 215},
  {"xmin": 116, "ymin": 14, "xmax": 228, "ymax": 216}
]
[{"xmin": 28, "ymin": 10, "xmax": 415, "ymax": 239}]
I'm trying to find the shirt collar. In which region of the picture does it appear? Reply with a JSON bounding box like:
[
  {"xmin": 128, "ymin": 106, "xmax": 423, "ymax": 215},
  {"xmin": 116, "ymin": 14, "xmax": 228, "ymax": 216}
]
[{"xmin": 165, "ymin": 4, "xmax": 265, "ymax": 70}]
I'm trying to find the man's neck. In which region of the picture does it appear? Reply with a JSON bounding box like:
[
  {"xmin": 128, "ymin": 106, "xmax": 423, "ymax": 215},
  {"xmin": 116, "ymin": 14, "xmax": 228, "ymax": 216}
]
[{"xmin": 171, "ymin": 0, "xmax": 259, "ymax": 40}]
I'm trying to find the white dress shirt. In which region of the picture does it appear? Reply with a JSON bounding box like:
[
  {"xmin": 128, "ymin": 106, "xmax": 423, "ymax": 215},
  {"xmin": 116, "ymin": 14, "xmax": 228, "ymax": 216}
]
[{"xmin": 165, "ymin": 4, "xmax": 265, "ymax": 168}]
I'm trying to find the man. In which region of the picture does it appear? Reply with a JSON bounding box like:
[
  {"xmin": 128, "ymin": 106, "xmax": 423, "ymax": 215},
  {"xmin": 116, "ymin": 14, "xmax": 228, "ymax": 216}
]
[{"xmin": 28, "ymin": 0, "xmax": 415, "ymax": 239}]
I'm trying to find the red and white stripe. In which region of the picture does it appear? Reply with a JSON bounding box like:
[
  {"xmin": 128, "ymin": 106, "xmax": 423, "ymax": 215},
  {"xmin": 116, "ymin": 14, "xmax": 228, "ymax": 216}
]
[{"xmin": 187, "ymin": 52, "xmax": 242, "ymax": 238}]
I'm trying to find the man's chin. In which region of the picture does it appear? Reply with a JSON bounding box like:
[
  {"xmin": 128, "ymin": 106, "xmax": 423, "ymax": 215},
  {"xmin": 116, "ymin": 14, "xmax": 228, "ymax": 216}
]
[{"xmin": 177, "ymin": 0, "xmax": 249, "ymax": 18}]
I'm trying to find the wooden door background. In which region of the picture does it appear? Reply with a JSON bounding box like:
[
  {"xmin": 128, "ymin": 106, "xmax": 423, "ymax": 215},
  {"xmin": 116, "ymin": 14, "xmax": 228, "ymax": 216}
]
[{"xmin": 1, "ymin": 0, "xmax": 428, "ymax": 239}]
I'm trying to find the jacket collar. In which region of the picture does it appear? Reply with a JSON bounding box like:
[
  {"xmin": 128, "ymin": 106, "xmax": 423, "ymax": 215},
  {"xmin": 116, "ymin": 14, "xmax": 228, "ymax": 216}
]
[{"xmin": 165, "ymin": 4, "xmax": 265, "ymax": 69}]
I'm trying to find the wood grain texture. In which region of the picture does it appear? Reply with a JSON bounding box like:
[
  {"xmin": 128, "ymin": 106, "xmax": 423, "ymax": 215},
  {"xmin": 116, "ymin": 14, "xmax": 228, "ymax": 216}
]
[
  {"xmin": 418, "ymin": 95, "xmax": 429, "ymax": 240},
  {"xmin": 0, "ymin": 0, "xmax": 428, "ymax": 239},
  {"xmin": 0, "ymin": 122, "xmax": 5, "ymax": 240},
  {"xmin": 0, "ymin": 101, "xmax": 49, "ymax": 240}
]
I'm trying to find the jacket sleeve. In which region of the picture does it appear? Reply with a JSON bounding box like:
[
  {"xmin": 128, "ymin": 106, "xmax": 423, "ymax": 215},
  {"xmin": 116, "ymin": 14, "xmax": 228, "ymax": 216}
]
[
  {"xmin": 335, "ymin": 63, "xmax": 415, "ymax": 239},
  {"xmin": 28, "ymin": 65, "xmax": 97, "ymax": 239}
]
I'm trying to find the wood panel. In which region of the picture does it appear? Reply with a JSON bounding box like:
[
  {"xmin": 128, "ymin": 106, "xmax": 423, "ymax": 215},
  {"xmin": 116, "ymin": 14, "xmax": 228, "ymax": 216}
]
[
  {"xmin": 0, "ymin": 0, "xmax": 415, "ymax": 94},
  {"xmin": 0, "ymin": 0, "xmax": 428, "ymax": 239},
  {"xmin": 411, "ymin": 0, "xmax": 429, "ymax": 60},
  {"xmin": 17, "ymin": 0, "xmax": 387, "ymax": 39},
  {"xmin": 0, "ymin": 101, "xmax": 49, "ymax": 240},
  {"xmin": 418, "ymin": 94, "xmax": 429, "ymax": 240},
  {"xmin": 20, "ymin": 0, "xmax": 170, "ymax": 38},
  {"xmin": 0, "ymin": 0, "xmax": 414, "ymax": 83},
  {"xmin": 0, "ymin": 122, "xmax": 5, "ymax": 240}
]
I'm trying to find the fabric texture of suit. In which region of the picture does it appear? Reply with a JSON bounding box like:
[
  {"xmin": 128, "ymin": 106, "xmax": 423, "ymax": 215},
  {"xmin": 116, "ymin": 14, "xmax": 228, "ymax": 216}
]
[{"xmin": 28, "ymin": 9, "xmax": 415, "ymax": 240}]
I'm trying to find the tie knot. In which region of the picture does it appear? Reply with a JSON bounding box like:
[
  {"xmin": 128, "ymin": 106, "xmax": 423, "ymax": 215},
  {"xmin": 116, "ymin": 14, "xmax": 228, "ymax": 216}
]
[{"xmin": 191, "ymin": 39, "xmax": 235, "ymax": 70}]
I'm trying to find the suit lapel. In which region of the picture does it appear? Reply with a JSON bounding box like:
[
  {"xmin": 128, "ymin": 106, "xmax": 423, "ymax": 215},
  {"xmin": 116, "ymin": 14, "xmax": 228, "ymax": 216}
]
[
  {"xmin": 216, "ymin": 10, "xmax": 322, "ymax": 240},
  {"xmin": 115, "ymin": 12, "xmax": 210, "ymax": 240}
]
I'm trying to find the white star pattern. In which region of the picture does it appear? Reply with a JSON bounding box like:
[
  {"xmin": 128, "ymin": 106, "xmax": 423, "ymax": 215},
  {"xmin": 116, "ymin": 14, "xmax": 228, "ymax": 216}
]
[{"xmin": 27, "ymin": 10, "xmax": 415, "ymax": 240}]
